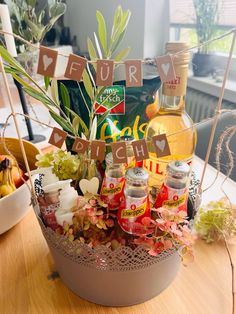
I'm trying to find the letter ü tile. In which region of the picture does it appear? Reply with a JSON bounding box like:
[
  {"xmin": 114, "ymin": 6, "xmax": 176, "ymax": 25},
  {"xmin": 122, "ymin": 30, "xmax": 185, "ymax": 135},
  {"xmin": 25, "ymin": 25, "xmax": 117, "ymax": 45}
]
[{"xmin": 96, "ymin": 60, "xmax": 114, "ymax": 86}]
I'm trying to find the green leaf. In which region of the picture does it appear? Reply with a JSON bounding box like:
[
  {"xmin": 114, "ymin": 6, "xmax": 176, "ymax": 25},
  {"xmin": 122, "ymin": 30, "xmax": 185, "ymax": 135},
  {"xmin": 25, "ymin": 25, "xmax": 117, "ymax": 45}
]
[
  {"xmin": 23, "ymin": 86, "xmax": 51, "ymax": 106},
  {"xmin": 82, "ymin": 68, "xmax": 94, "ymax": 101},
  {"xmin": 10, "ymin": 72, "xmax": 34, "ymax": 91},
  {"xmin": 65, "ymin": 107, "xmax": 89, "ymax": 137},
  {"xmin": 89, "ymin": 116, "xmax": 97, "ymax": 141},
  {"xmin": 111, "ymin": 6, "xmax": 122, "ymax": 39},
  {"xmin": 0, "ymin": 46, "xmax": 24, "ymax": 73},
  {"xmin": 96, "ymin": 10, "xmax": 107, "ymax": 54},
  {"xmin": 50, "ymin": 79, "xmax": 59, "ymax": 105},
  {"xmin": 110, "ymin": 9, "xmax": 131, "ymax": 53},
  {"xmin": 49, "ymin": 111, "xmax": 74, "ymax": 134},
  {"xmin": 44, "ymin": 76, "xmax": 50, "ymax": 90},
  {"xmin": 97, "ymin": 109, "xmax": 111, "ymax": 127},
  {"xmin": 120, "ymin": 10, "xmax": 131, "ymax": 34},
  {"xmin": 114, "ymin": 47, "xmax": 131, "ymax": 61},
  {"xmin": 94, "ymin": 32, "xmax": 103, "ymax": 59},
  {"xmin": 60, "ymin": 82, "xmax": 71, "ymax": 116},
  {"xmin": 75, "ymin": 115, "xmax": 89, "ymax": 137},
  {"xmin": 111, "ymin": 29, "xmax": 127, "ymax": 54},
  {"xmin": 23, "ymin": 15, "xmax": 45, "ymax": 42},
  {"xmin": 26, "ymin": 0, "xmax": 37, "ymax": 7},
  {"xmin": 72, "ymin": 116, "xmax": 80, "ymax": 134},
  {"xmin": 96, "ymin": 86, "xmax": 106, "ymax": 99},
  {"xmin": 87, "ymin": 37, "xmax": 98, "ymax": 61}
]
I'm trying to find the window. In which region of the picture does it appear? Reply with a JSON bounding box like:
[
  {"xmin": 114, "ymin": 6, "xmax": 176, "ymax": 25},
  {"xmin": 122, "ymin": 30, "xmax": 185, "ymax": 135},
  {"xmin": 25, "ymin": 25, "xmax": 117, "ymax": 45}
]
[{"xmin": 169, "ymin": 0, "xmax": 236, "ymax": 55}]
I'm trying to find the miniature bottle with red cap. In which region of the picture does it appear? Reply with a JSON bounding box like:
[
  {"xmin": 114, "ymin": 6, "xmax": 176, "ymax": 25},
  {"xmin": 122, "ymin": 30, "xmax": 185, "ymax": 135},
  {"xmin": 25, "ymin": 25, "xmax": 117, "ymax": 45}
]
[
  {"xmin": 154, "ymin": 160, "xmax": 190, "ymax": 213},
  {"xmin": 100, "ymin": 152, "xmax": 125, "ymax": 211},
  {"xmin": 118, "ymin": 167, "xmax": 150, "ymax": 234}
]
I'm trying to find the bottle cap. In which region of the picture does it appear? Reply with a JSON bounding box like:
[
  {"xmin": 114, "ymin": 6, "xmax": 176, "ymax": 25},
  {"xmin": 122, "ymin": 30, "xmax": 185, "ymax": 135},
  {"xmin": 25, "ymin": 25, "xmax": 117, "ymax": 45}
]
[
  {"xmin": 125, "ymin": 167, "xmax": 149, "ymax": 185},
  {"xmin": 165, "ymin": 42, "xmax": 190, "ymax": 65},
  {"xmin": 118, "ymin": 136, "xmax": 134, "ymax": 143},
  {"xmin": 167, "ymin": 161, "xmax": 190, "ymax": 178}
]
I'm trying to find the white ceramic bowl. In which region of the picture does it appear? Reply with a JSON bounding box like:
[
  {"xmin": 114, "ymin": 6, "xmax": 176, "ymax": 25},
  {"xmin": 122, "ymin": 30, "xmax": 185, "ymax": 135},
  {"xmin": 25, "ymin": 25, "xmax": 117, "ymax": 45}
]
[
  {"xmin": 0, "ymin": 181, "xmax": 32, "ymax": 234},
  {"xmin": 0, "ymin": 138, "xmax": 40, "ymax": 234}
]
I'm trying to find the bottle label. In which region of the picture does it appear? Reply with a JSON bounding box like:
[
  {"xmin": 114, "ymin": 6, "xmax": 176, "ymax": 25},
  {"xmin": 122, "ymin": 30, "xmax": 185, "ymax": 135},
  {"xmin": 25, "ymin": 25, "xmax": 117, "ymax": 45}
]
[
  {"xmin": 100, "ymin": 176, "xmax": 125, "ymax": 210},
  {"xmin": 121, "ymin": 197, "xmax": 147, "ymax": 219},
  {"xmin": 154, "ymin": 184, "xmax": 188, "ymax": 213},
  {"xmin": 163, "ymin": 66, "xmax": 188, "ymax": 97},
  {"xmin": 143, "ymin": 157, "xmax": 192, "ymax": 193},
  {"xmin": 118, "ymin": 195, "xmax": 150, "ymax": 234}
]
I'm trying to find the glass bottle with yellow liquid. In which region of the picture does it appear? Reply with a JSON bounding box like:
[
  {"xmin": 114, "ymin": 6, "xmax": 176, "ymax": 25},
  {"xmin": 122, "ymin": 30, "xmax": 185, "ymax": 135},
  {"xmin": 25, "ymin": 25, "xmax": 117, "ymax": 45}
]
[{"xmin": 143, "ymin": 42, "xmax": 197, "ymax": 195}]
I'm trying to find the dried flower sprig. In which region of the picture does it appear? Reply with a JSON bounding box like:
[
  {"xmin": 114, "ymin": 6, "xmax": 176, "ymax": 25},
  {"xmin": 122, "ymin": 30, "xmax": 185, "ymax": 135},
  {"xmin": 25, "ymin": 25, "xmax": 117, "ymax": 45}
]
[
  {"xmin": 194, "ymin": 198, "xmax": 236, "ymax": 314},
  {"xmin": 194, "ymin": 199, "xmax": 236, "ymax": 243},
  {"xmin": 134, "ymin": 208, "xmax": 195, "ymax": 265},
  {"xmin": 56, "ymin": 193, "xmax": 195, "ymax": 264}
]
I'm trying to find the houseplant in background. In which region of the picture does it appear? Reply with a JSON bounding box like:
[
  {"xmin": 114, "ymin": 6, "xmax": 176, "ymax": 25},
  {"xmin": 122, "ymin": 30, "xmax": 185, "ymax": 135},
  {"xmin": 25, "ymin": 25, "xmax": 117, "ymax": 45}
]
[
  {"xmin": 192, "ymin": 0, "xmax": 219, "ymax": 77},
  {"xmin": 4, "ymin": 0, "xmax": 67, "ymax": 75}
]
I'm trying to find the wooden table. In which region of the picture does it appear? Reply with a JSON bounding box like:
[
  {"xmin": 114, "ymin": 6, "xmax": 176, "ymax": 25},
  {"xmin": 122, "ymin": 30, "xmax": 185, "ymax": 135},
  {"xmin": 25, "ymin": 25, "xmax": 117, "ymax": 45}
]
[{"xmin": 0, "ymin": 156, "xmax": 235, "ymax": 314}]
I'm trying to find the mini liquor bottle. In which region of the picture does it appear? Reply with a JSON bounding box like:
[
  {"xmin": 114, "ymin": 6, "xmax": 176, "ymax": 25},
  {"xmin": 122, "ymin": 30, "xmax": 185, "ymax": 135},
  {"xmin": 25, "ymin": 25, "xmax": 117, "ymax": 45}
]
[
  {"xmin": 100, "ymin": 153, "xmax": 125, "ymax": 211},
  {"xmin": 118, "ymin": 167, "xmax": 150, "ymax": 234},
  {"xmin": 154, "ymin": 160, "xmax": 190, "ymax": 213}
]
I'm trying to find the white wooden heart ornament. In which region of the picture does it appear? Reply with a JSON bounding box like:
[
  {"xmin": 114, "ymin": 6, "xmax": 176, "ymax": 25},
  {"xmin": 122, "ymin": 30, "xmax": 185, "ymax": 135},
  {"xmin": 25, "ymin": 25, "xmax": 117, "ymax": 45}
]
[
  {"xmin": 155, "ymin": 139, "xmax": 166, "ymax": 152},
  {"xmin": 161, "ymin": 63, "xmax": 170, "ymax": 76},
  {"xmin": 43, "ymin": 55, "xmax": 53, "ymax": 71},
  {"xmin": 79, "ymin": 177, "xmax": 99, "ymax": 195},
  {"xmin": 54, "ymin": 133, "xmax": 62, "ymax": 144}
]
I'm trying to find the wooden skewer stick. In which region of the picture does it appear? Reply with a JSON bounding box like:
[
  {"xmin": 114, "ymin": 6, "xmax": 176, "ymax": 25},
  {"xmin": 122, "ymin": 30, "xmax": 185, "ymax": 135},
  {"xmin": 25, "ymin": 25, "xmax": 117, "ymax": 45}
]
[
  {"xmin": 198, "ymin": 31, "xmax": 236, "ymax": 193},
  {"xmin": 0, "ymin": 54, "xmax": 36, "ymax": 199}
]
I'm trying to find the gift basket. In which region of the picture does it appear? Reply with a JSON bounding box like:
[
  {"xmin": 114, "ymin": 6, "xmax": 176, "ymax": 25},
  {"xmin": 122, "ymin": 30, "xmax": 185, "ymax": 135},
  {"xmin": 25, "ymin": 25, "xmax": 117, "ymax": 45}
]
[{"xmin": 0, "ymin": 5, "xmax": 203, "ymax": 306}]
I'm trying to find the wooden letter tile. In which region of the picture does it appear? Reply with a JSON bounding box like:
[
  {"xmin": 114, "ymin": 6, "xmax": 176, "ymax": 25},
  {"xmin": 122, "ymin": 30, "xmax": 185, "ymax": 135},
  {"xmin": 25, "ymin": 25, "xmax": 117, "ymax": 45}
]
[
  {"xmin": 91, "ymin": 140, "xmax": 106, "ymax": 161},
  {"xmin": 111, "ymin": 142, "xmax": 127, "ymax": 164},
  {"xmin": 132, "ymin": 139, "xmax": 149, "ymax": 161},
  {"xmin": 64, "ymin": 54, "xmax": 87, "ymax": 81},
  {"xmin": 37, "ymin": 46, "xmax": 58, "ymax": 77},
  {"xmin": 125, "ymin": 60, "xmax": 143, "ymax": 87},
  {"xmin": 155, "ymin": 55, "xmax": 176, "ymax": 82},
  {"xmin": 96, "ymin": 60, "xmax": 114, "ymax": 86},
  {"xmin": 72, "ymin": 138, "xmax": 89, "ymax": 154},
  {"xmin": 152, "ymin": 134, "xmax": 171, "ymax": 157},
  {"xmin": 48, "ymin": 127, "xmax": 67, "ymax": 148}
]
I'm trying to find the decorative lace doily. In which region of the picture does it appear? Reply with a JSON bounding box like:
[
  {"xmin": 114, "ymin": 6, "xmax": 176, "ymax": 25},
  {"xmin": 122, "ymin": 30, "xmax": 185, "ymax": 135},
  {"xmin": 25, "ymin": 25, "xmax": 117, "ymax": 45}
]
[{"xmin": 38, "ymin": 217, "xmax": 178, "ymax": 272}]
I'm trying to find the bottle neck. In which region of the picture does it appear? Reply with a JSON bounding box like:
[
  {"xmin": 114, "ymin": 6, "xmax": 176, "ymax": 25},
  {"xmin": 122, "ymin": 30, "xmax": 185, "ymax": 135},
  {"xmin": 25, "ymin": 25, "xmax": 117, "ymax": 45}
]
[{"xmin": 159, "ymin": 64, "xmax": 189, "ymax": 112}]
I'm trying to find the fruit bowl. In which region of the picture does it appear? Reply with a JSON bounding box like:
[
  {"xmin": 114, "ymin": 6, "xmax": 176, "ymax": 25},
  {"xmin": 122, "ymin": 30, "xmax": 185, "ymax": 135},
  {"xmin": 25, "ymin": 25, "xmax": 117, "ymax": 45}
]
[{"xmin": 0, "ymin": 138, "xmax": 40, "ymax": 234}]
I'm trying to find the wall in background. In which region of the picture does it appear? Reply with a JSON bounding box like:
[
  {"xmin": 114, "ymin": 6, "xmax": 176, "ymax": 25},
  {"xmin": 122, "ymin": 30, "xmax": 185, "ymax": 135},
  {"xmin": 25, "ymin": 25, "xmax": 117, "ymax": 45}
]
[
  {"xmin": 64, "ymin": 0, "xmax": 169, "ymax": 72},
  {"xmin": 144, "ymin": 0, "xmax": 169, "ymax": 58}
]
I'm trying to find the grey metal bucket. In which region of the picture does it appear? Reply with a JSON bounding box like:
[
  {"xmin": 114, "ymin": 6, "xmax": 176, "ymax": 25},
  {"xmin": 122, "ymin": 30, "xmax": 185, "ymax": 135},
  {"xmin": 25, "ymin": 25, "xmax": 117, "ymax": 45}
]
[{"xmin": 38, "ymin": 217, "xmax": 180, "ymax": 306}]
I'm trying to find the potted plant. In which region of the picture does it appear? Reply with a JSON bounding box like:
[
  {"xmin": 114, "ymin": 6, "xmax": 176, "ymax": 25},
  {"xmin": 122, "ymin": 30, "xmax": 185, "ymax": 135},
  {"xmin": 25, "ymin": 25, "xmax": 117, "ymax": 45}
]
[
  {"xmin": 192, "ymin": 0, "xmax": 219, "ymax": 77},
  {"xmin": 4, "ymin": 0, "xmax": 67, "ymax": 75}
]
